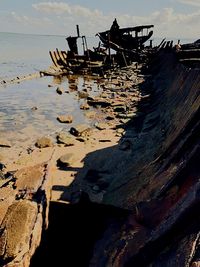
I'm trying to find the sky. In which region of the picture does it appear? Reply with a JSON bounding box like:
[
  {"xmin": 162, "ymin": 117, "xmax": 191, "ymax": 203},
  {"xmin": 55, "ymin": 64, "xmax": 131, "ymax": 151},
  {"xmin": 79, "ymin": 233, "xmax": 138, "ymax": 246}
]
[{"xmin": 0, "ymin": 0, "xmax": 199, "ymax": 40}]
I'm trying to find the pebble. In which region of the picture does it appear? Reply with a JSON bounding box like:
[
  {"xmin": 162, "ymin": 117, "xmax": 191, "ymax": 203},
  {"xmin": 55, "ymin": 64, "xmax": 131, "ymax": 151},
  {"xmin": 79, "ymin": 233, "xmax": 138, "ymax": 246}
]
[
  {"xmin": 0, "ymin": 139, "xmax": 11, "ymax": 148},
  {"xmin": 57, "ymin": 132, "xmax": 75, "ymax": 146},
  {"xmin": 56, "ymin": 87, "xmax": 63, "ymax": 95},
  {"xmin": 70, "ymin": 124, "xmax": 91, "ymax": 137},
  {"xmin": 57, "ymin": 153, "xmax": 75, "ymax": 168},
  {"xmin": 57, "ymin": 115, "xmax": 73, "ymax": 123},
  {"xmin": 94, "ymin": 122, "xmax": 108, "ymax": 130},
  {"xmin": 78, "ymin": 91, "xmax": 89, "ymax": 99},
  {"xmin": 35, "ymin": 137, "xmax": 53, "ymax": 148},
  {"xmin": 80, "ymin": 103, "xmax": 90, "ymax": 110}
]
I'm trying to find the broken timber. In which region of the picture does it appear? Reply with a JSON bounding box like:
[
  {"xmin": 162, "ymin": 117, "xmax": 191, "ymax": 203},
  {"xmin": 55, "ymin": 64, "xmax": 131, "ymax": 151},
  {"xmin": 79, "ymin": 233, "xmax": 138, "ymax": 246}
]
[{"xmin": 0, "ymin": 151, "xmax": 54, "ymax": 267}]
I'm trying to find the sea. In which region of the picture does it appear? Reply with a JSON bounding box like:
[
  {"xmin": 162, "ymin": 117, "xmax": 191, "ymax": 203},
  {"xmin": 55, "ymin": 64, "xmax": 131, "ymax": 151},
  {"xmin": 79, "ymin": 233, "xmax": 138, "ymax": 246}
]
[
  {"xmin": 0, "ymin": 32, "xmax": 100, "ymax": 147},
  {"xmin": 0, "ymin": 32, "xmax": 195, "ymax": 147}
]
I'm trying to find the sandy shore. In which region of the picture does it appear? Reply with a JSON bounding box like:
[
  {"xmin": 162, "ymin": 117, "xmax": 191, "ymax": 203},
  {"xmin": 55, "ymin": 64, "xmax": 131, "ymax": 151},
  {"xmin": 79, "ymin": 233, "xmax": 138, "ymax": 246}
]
[{"xmin": 0, "ymin": 63, "xmax": 145, "ymax": 203}]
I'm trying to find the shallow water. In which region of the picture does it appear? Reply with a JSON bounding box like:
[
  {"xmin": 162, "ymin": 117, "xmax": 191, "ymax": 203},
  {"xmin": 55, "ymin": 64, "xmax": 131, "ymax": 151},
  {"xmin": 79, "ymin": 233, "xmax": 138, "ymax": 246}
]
[
  {"xmin": 0, "ymin": 32, "xmax": 102, "ymax": 146},
  {"xmin": 0, "ymin": 74, "xmax": 101, "ymax": 145}
]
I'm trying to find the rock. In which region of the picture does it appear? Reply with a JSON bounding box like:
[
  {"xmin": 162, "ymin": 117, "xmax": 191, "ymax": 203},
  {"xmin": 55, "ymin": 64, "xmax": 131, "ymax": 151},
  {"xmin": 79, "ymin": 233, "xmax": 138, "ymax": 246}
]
[
  {"xmin": 87, "ymin": 98, "xmax": 111, "ymax": 108},
  {"xmin": 0, "ymin": 139, "xmax": 11, "ymax": 148},
  {"xmin": 48, "ymin": 84, "xmax": 53, "ymax": 87},
  {"xmin": 111, "ymin": 101, "xmax": 125, "ymax": 107},
  {"xmin": 106, "ymin": 115, "xmax": 115, "ymax": 121},
  {"xmin": 56, "ymin": 87, "xmax": 63, "ymax": 95},
  {"xmin": 85, "ymin": 111, "xmax": 96, "ymax": 119},
  {"xmin": 69, "ymin": 84, "xmax": 77, "ymax": 90},
  {"xmin": 56, "ymin": 132, "xmax": 75, "ymax": 146},
  {"xmin": 94, "ymin": 122, "xmax": 108, "ymax": 130},
  {"xmin": 35, "ymin": 137, "xmax": 53, "ymax": 148},
  {"xmin": 116, "ymin": 128, "xmax": 125, "ymax": 135},
  {"xmin": 116, "ymin": 113, "xmax": 136, "ymax": 119},
  {"xmin": 76, "ymin": 136, "xmax": 87, "ymax": 142},
  {"xmin": 0, "ymin": 163, "xmax": 6, "ymax": 171},
  {"xmin": 99, "ymin": 139, "xmax": 111, "ymax": 142},
  {"xmin": 119, "ymin": 118, "xmax": 130, "ymax": 124},
  {"xmin": 113, "ymin": 106, "xmax": 127, "ymax": 113},
  {"xmin": 78, "ymin": 91, "xmax": 89, "ymax": 99},
  {"xmin": 15, "ymin": 164, "xmax": 46, "ymax": 194},
  {"xmin": 0, "ymin": 200, "xmax": 38, "ymax": 261},
  {"xmin": 126, "ymin": 112, "xmax": 137, "ymax": 118},
  {"xmin": 57, "ymin": 115, "xmax": 73, "ymax": 123},
  {"xmin": 80, "ymin": 103, "xmax": 90, "ymax": 110},
  {"xmin": 70, "ymin": 124, "xmax": 91, "ymax": 137},
  {"xmin": 31, "ymin": 106, "xmax": 38, "ymax": 111},
  {"xmin": 100, "ymin": 93, "xmax": 108, "ymax": 98},
  {"xmin": 57, "ymin": 153, "xmax": 75, "ymax": 168}
]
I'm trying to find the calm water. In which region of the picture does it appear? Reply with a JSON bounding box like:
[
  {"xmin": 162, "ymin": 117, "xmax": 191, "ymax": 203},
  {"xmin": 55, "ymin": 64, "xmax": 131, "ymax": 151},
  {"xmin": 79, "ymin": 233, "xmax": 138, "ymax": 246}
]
[{"xmin": 0, "ymin": 32, "xmax": 100, "ymax": 146}]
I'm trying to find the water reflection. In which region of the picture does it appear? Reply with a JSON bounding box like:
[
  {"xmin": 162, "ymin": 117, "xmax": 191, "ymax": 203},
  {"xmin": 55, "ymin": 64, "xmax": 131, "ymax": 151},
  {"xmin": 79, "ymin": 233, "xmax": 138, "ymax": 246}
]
[{"xmin": 0, "ymin": 74, "xmax": 101, "ymax": 146}]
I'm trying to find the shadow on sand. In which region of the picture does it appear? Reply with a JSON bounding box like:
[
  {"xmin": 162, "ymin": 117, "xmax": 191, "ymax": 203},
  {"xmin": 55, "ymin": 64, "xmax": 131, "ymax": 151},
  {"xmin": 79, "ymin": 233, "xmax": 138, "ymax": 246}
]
[{"xmin": 30, "ymin": 200, "xmax": 128, "ymax": 267}]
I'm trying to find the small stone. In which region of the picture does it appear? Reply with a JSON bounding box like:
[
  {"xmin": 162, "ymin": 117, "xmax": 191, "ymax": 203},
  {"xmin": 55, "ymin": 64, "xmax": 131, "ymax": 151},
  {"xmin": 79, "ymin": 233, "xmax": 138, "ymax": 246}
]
[
  {"xmin": 85, "ymin": 111, "xmax": 96, "ymax": 119},
  {"xmin": 78, "ymin": 91, "xmax": 89, "ymax": 99},
  {"xmin": 99, "ymin": 139, "xmax": 111, "ymax": 142},
  {"xmin": 57, "ymin": 153, "xmax": 75, "ymax": 168},
  {"xmin": 35, "ymin": 137, "xmax": 53, "ymax": 148},
  {"xmin": 80, "ymin": 103, "xmax": 90, "ymax": 110},
  {"xmin": 0, "ymin": 139, "xmax": 11, "ymax": 148},
  {"xmin": 113, "ymin": 106, "xmax": 126, "ymax": 113},
  {"xmin": 87, "ymin": 98, "xmax": 111, "ymax": 108},
  {"xmin": 116, "ymin": 128, "xmax": 125, "ymax": 134},
  {"xmin": 126, "ymin": 112, "xmax": 137, "ymax": 118},
  {"xmin": 70, "ymin": 124, "xmax": 91, "ymax": 137},
  {"xmin": 106, "ymin": 115, "xmax": 115, "ymax": 121},
  {"xmin": 56, "ymin": 87, "xmax": 63, "ymax": 95},
  {"xmin": 76, "ymin": 136, "xmax": 87, "ymax": 142},
  {"xmin": 0, "ymin": 163, "xmax": 6, "ymax": 171},
  {"xmin": 111, "ymin": 101, "xmax": 124, "ymax": 107},
  {"xmin": 94, "ymin": 122, "xmax": 108, "ymax": 130},
  {"xmin": 31, "ymin": 106, "xmax": 38, "ymax": 111},
  {"xmin": 57, "ymin": 132, "xmax": 75, "ymax": 146},
  {"xmin": 57, "ymin": 115, "xmax": 73, "ymax": 123},
  {"xmin": 119, "ymin": 118, "xmax": 130, "ymax": 124},
  {"xmin": 48, "ymin": 84, "xmax": 53, "ymax": 87}
]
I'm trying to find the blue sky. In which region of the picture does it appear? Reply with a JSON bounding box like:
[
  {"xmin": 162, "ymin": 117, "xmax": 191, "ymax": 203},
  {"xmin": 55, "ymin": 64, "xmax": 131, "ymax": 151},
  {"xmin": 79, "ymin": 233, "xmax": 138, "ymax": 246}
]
[{"xmin": 0, "ymin": 0, "xmax": 199, "ymax": 39}]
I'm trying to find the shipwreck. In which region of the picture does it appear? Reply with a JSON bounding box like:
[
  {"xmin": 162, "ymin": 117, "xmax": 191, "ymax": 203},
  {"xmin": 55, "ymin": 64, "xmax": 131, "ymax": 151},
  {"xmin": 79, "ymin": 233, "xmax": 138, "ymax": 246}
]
[
  {"xmin": 45, "ymin": 19, "xmax": 155, "ymax": 76},
  {"xmin": 97, "ymin": 18, "xmax": 154, "ymax": 51},
  {"xmin": 0, "ymin": 19, "xmax": 200, "ymax": 267}
]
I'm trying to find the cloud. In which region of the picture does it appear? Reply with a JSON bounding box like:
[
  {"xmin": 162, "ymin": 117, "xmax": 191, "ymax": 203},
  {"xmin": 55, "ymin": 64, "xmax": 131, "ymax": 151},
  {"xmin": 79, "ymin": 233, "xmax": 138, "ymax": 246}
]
[
  {"xmin": 1, "ymin": 2, "xmax": 199, "ymax": 39},
  {"xmin": 9, "ymin": 11, "xmax": 53, "ymax": 26},
  {"xmin": 32, "ymin": 2, "xmax": 103, "ymax": 18},
  {"xmin": 177, "ymin": 0, "xmax": 200, "ymax": 7}
]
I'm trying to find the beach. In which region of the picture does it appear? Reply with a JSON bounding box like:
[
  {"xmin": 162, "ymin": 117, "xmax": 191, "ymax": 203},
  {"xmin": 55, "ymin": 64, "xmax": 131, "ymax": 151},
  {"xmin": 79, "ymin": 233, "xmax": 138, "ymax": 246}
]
[{"xmin": 0, "ymin": 31, "xmax": 199, "ymax": 267}]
